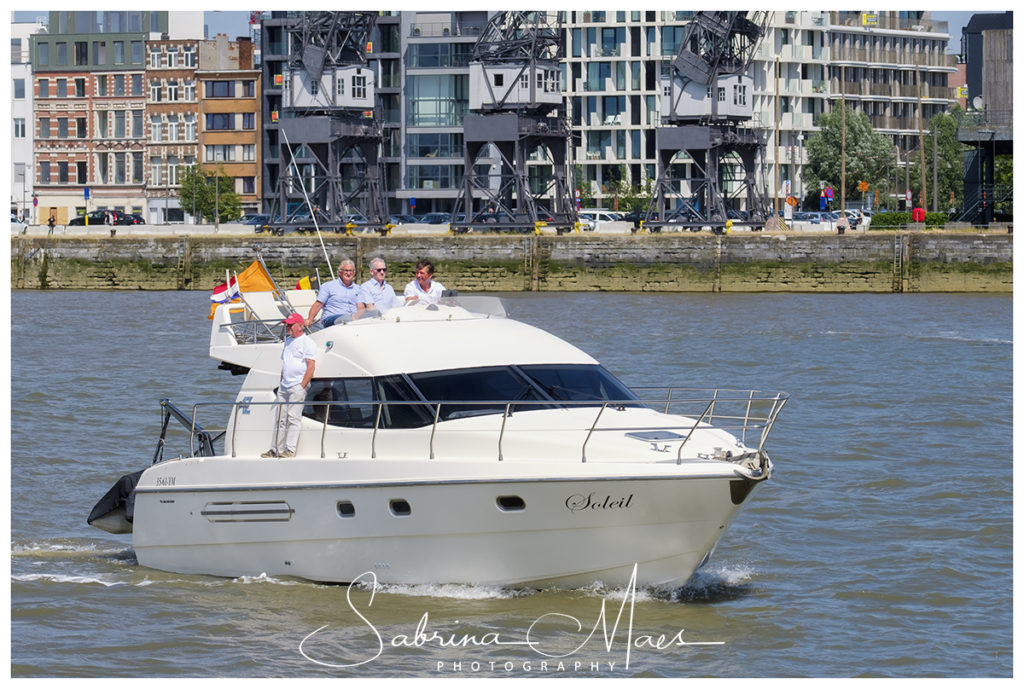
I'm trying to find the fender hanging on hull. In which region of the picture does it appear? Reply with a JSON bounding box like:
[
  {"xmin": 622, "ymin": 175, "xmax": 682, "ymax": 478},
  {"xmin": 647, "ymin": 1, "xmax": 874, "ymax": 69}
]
[{"xmin": 87, "ymin": 469, "xmax": 144, "ymax": 534}]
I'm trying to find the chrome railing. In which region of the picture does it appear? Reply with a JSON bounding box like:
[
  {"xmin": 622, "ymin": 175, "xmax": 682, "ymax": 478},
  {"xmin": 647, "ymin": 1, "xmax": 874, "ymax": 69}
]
[{"xmin": 155, "ymin": 389, "xmax": 788, "ymax": 466}]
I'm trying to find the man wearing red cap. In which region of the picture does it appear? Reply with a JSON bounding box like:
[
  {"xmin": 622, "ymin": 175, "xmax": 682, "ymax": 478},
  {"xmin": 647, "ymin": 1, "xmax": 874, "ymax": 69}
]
[{"xmin": 262, "ymin": 313, "xmax": 316, "ymax": 458}]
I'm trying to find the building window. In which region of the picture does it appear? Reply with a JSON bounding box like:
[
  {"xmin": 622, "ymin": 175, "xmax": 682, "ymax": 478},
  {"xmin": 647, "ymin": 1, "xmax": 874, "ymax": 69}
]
[
  {"xmin": 38, "ymin": 117, "xmax": 50, "ymax": 138},
  {"xmin": 242, "ymin": 176, "xmax": 255, "ymax": 194},
  {"xmin": 150, "ymin": 48, "xmax": 161, "ymax": 69},
  {"xmin": 132, "ymin": 73, "xmax": 143, "ymax": 96},
  {"xmin": 114, "ymin": 111, "xmax": 126, "ymax": 138},
  {"xmin": 94, "ymin": 41, "xmax": 106, "ymax": 66},
  {"xmin": 205, "ymin": 144, "xmax": 235, "ymax": 162},
  {"xmin": 133, "ymin": 152, "xmax": 143, "ymax": 184},
  {"xmin": 182, "ymin": 45, "xmax": 196, "ymax": 67},
  {"xmin": 77, "ymin": 161, "xmax": 87, "ymax": 184},
  {"xmin": 40, "ymin": 161, "xmax": 50, "ymax": 183},
  {"xmin": 13, "ymin": 118, "xmax": 25, "ymax": 138},
  {"xmin": 56, "ymin": 42, "xmax": 68, "ymax": 66},
  {"xmin": 183, "ymin": 79, "xmax": 195, "ymax": 100},
  {"xmin": 151, "ymin": 156, "xmax": 163, "ymax": 186},
  {"xmin": 242, "ymin": 144, "xmax": 256, "ymax": 161},
  {"xmin": 115, "ymin": 152, "xmax": 126, "ymax": 184},
  {"xmin": 97, "ymin": 111, "xmax": 108, "ymax": 138},
  {"xmin": 167, "ymin": 46, "xmax": 178, "ymax": 68},
  {"xmin": 58, "ymin": 118, "xmax": 68, "ymax": 138},
  {"xmin": 151, "ymin": 116, "xmax": 163, "ymax": 142},
  {"xmin": 57, "ymin": 78, "xmax": 68, "ymax": 97},
  {"xmin": 131, "ymin": 41, "xmax": 142, "ymax": 64},
  {"xmin": 205, "ymin": 80, "xmax": 234, "ymax": 98},
  {"xmin": 114, "ymin": 41, "xmax": 125, "ymax": 65},
  {"xmin": 167, "ymin": 80, "xmax": 179, "ymax": 101},
  {"xmin": 75, "ymin": 41, "xmax": 88, "ymax": 66},
  {"xmin": 38, "ymin": 78, "xmax": 48, "ymax": 98},
  {"xmin": 14, "ymin": 78, "xmax": 24, "ymax": 99},
  {"xmin": 58, "ymin": 161, "xmax": 69, "ymax": 183},
  {"xmin": 243, "ymin": 79, "xmax": 255, "ymax": 97},
  {"xmin": 75, "ymin": 77, "xmax": 86, "ymax": 97},
  {"xmin": 242, "ymin": 112, "xmax": 255, "ymax": 130},
  {"xmin": 167, "ymin": 115, "xmax": 179, "ymax": 141},
  {"xmin": 353, "ymin": 74, "xmax": 367, "ymax": 99},
  {"xmin": 114, "ymin": 74, "xmax": 125, "ymax": 96},
  {"xmin": 97, "ymin": 75, "xmax": 106, "ymax": 97},
  {"xmin": 205, "ymin": 113, "xmax": 234, "ymax": 130},
  {"xmin": 132, "ymin": 111, "xmax": 143, "ymax": 138},
  {"xmin": 150, "ymin": 81, "xmax": 162, "ymax": 102},
  {"xmin": 78, "ymin": 117, "xmax": 88, "ymax": 138},
  {"xmin": 167, "ymin": 156, "xmax": 179, "ymax": 185},
  {"xmin": 37, "ymin": 41, "xmax": 49, "ymax": 66},
  {"xmin": 184, "ymin": 114, "xmax": 196, "ymax": 140}
]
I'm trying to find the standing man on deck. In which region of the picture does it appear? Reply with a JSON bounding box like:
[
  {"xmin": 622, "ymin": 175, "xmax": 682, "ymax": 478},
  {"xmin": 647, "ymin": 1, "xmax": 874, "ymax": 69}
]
[
  {"xmin": 262, "ymin": 313, "xmax": 316, "ymax": 459},
  {"xmin": 306, "ymin": 258, "xmax": 367, "ymax": 326}
]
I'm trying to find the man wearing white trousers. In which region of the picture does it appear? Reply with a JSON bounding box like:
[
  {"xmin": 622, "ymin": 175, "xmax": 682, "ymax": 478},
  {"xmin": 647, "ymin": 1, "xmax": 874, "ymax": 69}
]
[{"xmin": 262, "ymin": 312, "xmax": 316, "ymax": 458}]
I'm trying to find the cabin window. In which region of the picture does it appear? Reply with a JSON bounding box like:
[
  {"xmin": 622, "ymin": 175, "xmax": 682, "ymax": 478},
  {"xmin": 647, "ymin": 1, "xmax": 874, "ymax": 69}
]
[
  {"xmin": 408, "ymin": 366, "xmax": 541, "ymax": 420},
  {"xmin": 337, "ymin": 501, "xmax": 355, "ymax": 517},
  {"xmin": 304, "ymin": 378, "xmax": 375, "ymax": 427},
  {"xmin": 518, "ymin": 364, "xmax": 639, "ymax": 405},
  {"xmin": 389, "ymin": 499, "xmax": 411, "ymax": 516}
]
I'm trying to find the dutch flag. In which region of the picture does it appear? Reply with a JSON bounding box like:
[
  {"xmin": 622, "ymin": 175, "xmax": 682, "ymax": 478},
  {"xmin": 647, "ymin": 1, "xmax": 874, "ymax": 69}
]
[{"xmin": 211, "ymin": 276, "xmax": 240, "ymax": 304}]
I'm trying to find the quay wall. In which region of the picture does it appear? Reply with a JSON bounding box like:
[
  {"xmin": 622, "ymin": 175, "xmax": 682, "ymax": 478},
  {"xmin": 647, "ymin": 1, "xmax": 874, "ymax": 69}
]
[{"xmin": 10, "ymin": 233, "xmax": 1012, "ymax": 293}]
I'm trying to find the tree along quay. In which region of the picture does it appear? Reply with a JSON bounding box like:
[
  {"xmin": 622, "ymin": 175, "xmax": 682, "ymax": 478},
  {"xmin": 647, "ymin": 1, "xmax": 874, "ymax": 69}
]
[{"xmin": 10, "ymin": 233, "xmax": 1012, "ymax": 293}]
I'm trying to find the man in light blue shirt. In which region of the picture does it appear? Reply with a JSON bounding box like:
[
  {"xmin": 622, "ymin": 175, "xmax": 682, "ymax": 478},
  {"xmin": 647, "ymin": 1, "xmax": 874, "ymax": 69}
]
[
  {"xmin": 360, "ymin": 256, "xmax": 397, "ymax": 312},
  {"xmin": 306, "ymin": 258, "xmax": 367, "ymax": 327}
]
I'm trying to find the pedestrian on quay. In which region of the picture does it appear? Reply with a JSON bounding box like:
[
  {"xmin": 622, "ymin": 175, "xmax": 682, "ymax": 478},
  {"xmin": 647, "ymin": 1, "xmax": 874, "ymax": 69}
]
[
  {"xmin": 404, "ymin": 259, "xmax": 446, "ymax": 305},
  {"xmin": 262, "ymin": 313, "xmax": 316, "ymax": 459},
  {"xmin": 306, "ymin": 258, "xmax": 368, "ymax": 326},
  {"xmin": 361, "ymin": 256, "xmax": 398, "ymax": 313},
  {"xmin": 48, "ymin": 214, "xmax": 56, "ymax": 235}
]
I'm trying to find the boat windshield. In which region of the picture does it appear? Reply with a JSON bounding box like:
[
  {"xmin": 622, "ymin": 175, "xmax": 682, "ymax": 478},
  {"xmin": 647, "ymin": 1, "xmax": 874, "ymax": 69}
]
[{"xmin": 302, "ymin": 364, "xmax": 639, "ymax": 429}]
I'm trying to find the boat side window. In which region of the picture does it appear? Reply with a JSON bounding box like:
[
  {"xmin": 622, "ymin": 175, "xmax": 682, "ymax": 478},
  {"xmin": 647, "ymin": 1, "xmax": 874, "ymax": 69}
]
[
  {"xmin": 303, "ymin": 378, "xmax": 375, "ymax": 428},
  {"xmin": 408, "ymin": 366, "xmax": 543, "ymax": 420},
  {"xmin": 375, "ymin": 375, "xmax": 434, "ymax": 429},
  {"xmin": 519, "ymin": 364, "xmax": 639, "ymax": 405}
]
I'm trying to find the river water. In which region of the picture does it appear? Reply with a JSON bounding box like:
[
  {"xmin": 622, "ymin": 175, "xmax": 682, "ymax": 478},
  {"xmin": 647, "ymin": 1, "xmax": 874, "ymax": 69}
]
[{"xmin": 9, "ymin": 290, "xmax": 1013, "ymax": 678}]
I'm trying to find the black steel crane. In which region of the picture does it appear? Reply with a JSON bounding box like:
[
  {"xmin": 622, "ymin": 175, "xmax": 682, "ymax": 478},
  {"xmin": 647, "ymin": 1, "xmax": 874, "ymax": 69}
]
[
  {"xmin": 648, "ymin": 11, "xmax": 769, "ymax": 233},
  {"xmin": 451, "ymin": 11, "xmax": 578, "ymax": 234},
  {"xmin": 268, "ymin": 11, "xmax": 389, "ymax": 236}
]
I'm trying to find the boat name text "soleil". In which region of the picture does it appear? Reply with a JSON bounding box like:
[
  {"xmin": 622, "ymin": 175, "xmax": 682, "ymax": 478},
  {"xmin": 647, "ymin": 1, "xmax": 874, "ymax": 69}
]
[{"xmin": 565, "ymin": 493, "xmax": 634, "ymax": 513}]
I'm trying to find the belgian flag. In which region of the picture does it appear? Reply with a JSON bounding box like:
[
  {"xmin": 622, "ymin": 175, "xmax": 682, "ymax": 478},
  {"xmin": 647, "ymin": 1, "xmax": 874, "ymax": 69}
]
[{"xmin": 295, "ymin": 273, "xmax": 321, "ymax": 292}]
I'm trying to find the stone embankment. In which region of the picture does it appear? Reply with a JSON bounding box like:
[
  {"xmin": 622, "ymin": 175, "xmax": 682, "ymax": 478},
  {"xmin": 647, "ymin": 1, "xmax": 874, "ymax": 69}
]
[{"xmin": 10, "ymin": 227, "xmax": 1012, "ymax": 293}]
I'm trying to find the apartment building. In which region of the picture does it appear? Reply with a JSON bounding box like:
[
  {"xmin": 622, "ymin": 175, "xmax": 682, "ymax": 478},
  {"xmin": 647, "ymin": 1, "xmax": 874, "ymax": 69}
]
[
  {"xmin": 29, "ymin": 12, "xmax": 171, "ymax": 223},
  {"xmin": 11, "ymin": 19, "xmax": 45, "ymax": 221},
  {"xmin": 197, "ymin": 34, "xmax": 261, "ymax": 218},
  {"xmin": 145, "ymin": 37, "xmax": 200, "ymax": 222}
]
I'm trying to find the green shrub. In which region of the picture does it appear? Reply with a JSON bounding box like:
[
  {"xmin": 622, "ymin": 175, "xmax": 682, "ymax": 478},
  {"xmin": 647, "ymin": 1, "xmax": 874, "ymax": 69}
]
[{"xmin": 867, "ymin": 211, "xmax": 948, "ymax": 229}]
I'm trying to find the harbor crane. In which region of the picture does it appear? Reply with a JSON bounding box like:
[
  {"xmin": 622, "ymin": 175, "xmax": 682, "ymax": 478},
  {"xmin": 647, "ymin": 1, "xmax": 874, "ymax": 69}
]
[
  {"xmin": 648, "ymin": 11, "xmax": 770, "ymax": 232},
  {"xmin": 451, "ymin": 11, "xmax": 578, "ymax": 234}
]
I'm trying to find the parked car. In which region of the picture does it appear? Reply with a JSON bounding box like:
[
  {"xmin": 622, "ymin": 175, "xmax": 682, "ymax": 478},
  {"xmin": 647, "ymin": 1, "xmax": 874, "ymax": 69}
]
[
  {"xmin": 126, "ymin": 213, "xmax": 145, "ymax": 225},
  {"xmin": 389, "ymin": 214, "xmax": 418, "ymax": 225},
  {"xmin": 420, "ymin": 212, "xmax": 451, "ymax": 224},
  {"xmin": 239, "ymin": 214, "xmax": 269, "ymax": 226},
  {"xmin": 68, "ymin": 209, "xmax": 131, "ymax": 226}
]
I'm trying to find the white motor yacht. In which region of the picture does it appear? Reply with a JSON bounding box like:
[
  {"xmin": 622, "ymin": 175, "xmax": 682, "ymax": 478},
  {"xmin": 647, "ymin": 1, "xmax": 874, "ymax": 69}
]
[{"xmin": 89, "ymin": 289, "xmax": 787, "ymax": 588}]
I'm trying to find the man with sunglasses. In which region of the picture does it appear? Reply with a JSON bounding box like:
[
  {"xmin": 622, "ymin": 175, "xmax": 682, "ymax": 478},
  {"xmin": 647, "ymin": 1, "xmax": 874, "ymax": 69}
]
[{"xmin": 360, "ymin": 256, "xmax": 398, "ymax": 313}]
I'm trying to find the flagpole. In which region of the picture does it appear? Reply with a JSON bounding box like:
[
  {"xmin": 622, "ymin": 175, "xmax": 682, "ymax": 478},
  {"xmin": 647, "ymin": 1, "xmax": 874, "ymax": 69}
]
[{"xmin": 279, "ymin": 128, "xmax": 333, "ymax": 276}]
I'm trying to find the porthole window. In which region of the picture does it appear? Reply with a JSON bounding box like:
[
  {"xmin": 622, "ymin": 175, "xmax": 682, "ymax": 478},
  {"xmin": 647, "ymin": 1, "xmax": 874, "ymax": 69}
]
[
  {"xmin": 496, "ymin": 495, "xmax": 526, "ymax": 512},
  {"xmin": 389, "ymin": 499, "xmax": 411, "ymax": 516},
  {"xmin": 337, "ymin": 501, "xmax": 355, "ymax": 518}
]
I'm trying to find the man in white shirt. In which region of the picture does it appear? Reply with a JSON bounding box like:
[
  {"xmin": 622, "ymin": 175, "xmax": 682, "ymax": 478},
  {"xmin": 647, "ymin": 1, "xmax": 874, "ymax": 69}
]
[
  {"xmin": 403, "ymin": 259, "xmax": 446, "ymax": 305},
  {"xmin": 360, "ymin": 256, "xmax": 397, "ymax": 312},
  {"xmin": 262, "ymin": 313, "xmax": 316, "ymax": 458}
]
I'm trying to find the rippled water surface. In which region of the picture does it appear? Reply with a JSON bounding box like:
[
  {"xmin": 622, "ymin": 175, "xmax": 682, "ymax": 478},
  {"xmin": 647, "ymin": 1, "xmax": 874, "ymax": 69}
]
[{"xmin": 10, "ymin": 291, "xmax": 1012, "ymax": 677}]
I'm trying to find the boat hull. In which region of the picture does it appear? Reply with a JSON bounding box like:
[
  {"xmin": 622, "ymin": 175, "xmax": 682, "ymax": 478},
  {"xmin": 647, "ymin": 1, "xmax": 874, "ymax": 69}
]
[{"xmin": 130, "ymin": 459, "xmax": 765, "ymax": 588}]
